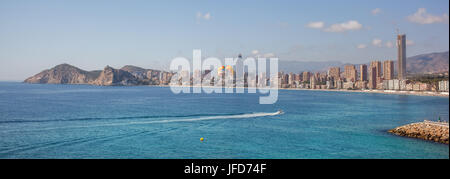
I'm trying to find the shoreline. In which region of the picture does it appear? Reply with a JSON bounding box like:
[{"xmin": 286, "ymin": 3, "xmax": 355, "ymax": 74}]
[
  {"xmin": 279, "ymin": 88, "xmax": 449, "ymax": 97},
  {"xmin": 166, "ymin": 84, "xmax": 449, "ymax": 97},
  {"xmin": 7, "ymin": 81, "xmax": 449, "ymax": 97}
]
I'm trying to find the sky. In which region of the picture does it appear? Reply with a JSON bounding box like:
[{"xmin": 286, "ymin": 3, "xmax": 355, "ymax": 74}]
[{"xmin": 0, "ymin": 0, "xmax": 449, "ymax": 81}]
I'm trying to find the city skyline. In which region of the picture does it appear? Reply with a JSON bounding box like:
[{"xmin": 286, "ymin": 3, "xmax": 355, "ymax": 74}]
[{"xmin": 0, "ymin": 0, "xmax": 449, "ymax": 81}]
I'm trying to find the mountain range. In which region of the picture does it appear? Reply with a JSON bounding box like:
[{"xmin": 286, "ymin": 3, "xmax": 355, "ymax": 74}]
[{"xmin": 404, "ymin": 51, "xmax": 449, "ymax": 74}]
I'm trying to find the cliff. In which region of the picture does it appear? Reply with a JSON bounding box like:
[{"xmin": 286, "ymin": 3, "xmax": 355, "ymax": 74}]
[
  {"xmin": 24, "ymin": 64, "xmax": 174, "ymax": 86},
  {"xmin": 91, "ymin": 66, "xmax": 141, "ymax": 86}
]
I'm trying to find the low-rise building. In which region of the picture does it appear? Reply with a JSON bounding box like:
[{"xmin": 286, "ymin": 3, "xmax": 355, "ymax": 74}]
[
  {"xmin": 400, "ymin": 80, "xmax": 408, "ymax": 91},
  {"xmin": 343, "ymin": 82, "xmax": 354, "ymax": 89},
  {"xmin": 335, "ymin": 80, "xmax": 343, "ymax": 89},
  {"xmin": 439, "ymin": 81, "xmax": 449, "ymax": 92},
  {"xmin": 419, "ymin": 83, "xmax": 431, "ymax": 91},
  {"xmin": 393, "ymin": 79, "xmax": 400, "ymax": 90},
  {"xmin": 413, "ymin": 83, "xmax": 421, "ymax": 91},
  {"xmin": 326, "ymin": 81, "xmax": 334, "ymax": 89},
  {"xmin": 406, "ymin": 83, "xmax": 413, "ymax": 91},
  {"xmin": 356, "ymin": 81, "xmax": 367, "ymax": 89}
]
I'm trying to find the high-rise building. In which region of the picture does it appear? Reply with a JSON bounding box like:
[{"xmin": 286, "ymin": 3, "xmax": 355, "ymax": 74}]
[
  {"xmin": 314, "ymin": 72, "xmax": 320, "ymax": 82},
  {"xmin": 370, "ymin": 61, "xmax": 382, "ymax": 78},
  {"xmin": 288, "ymin": 72, "xmax": 294, "ymax": 86},
  {"xmin": 328, "ymin": 67, "xmax": 340, "ymax": 80},
  {"xmin": 302, "ymin": 71, "xmax": 311, "ymax": 82},
  {"xmin": 344, "ymin": 65, "xmax": 357, "ymax": 82},
  {"xmin": 294, "ymin": 74, "xmax": 301, "ymax": 82},
  {"xmin": 360, "ymin": 64, "xmax": 367, "ymax": 81},
  {"xmin": 310, "ymin": 76, "xmax": 317, "ymax": 89},
  {"xmin": 383, "ymin": 60, "xmax": 394, "ymax": 80},
  {"xmin": 397, "ymin": 34, "xmax": 407, "ymax": 79},
  {"xmin": 319, "ymin": 72, "xmax": 328, "ymax": 82},
  {"xmin": 283, "ymin": 74, "xmax": 289, "ymax": 85},
  {"xmin": 369, "ymin": 66, "xmax": 377, "ymax": 89},
  {"xmin": 369, "ymin": 61, "xmax": 382, "ymax": 87}
]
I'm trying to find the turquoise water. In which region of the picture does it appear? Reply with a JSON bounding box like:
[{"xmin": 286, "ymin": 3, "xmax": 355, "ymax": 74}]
[{"xmin": 0, "ymin": 82, "xmax": 448, "ymax": 159}]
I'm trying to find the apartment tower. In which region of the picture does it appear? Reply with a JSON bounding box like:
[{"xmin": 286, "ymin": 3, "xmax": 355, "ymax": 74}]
[
  {"xmin": 383, "ymin": 60, "xmax": 394, "ymax": 80},
  {"xmin": 397, "ymin": 34, "xmax": 407, "ymax": 79}
]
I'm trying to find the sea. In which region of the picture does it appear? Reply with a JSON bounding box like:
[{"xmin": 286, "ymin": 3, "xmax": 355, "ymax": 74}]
[{"xmin": 0, "ymin": 82, "xmax": 448, "ymax": 159}]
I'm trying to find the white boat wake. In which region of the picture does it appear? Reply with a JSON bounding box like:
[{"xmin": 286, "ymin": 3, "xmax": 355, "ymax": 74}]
[
  {"xmin": 5, "ymin": 111, "xmax": 283, "ymax": 132},
  {"xmin": 79, "ymin": 111, "xmax": 282, "ymax": 127}
]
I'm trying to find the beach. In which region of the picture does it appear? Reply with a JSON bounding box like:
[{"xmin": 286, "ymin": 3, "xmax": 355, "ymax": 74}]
[{"xmin": 163, "ymin": 84, "xmax": 449, "ymax": 97}]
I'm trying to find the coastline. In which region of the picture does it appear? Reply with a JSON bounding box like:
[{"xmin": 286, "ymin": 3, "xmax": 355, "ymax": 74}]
[
  {"xmin": 11, "ymin": 81, "xmax": 449, "ymax": 98},
  {"xmin": 162, "ymin": 84, "xmax": 449, "ymax": 97},
  {"xmin": 279, "ymin": 87, "xmax": 450, "ymax": 97}
]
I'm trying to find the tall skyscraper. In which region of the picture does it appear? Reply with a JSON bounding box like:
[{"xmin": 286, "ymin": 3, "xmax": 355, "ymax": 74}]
[
  {"xmin": 383, "ymin": 60, "xmax": 394, "ymax": 80},
  {"xmin": 360, "ymin": 64, "xmax": 367, "ymax": 81},
  {"xmin": 397, "ymin": 34, "xmax": 406, "ymax": 80},
  {"xmin": 344, "ymin": 65, "xmax": 357, "ymax": 82},
  {"xmin": 369, "ymin": 66, "xmax": 377, "ymax": 89}
]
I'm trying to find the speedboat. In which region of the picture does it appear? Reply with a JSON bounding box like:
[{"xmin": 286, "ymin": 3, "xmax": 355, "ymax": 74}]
[{"xmin": 275, "ymin": 110, "xmax": 284, "ymax": 115}]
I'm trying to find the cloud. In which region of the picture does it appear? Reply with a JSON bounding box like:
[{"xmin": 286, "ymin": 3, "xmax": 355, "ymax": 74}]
[
  {"xmin": 324, "ymin": 20, "xmax": 363, "ymax": 32},
  {"xmin": 306, "ymin": 21, "xmax": 325, "ymax": 29},
  {"xmin": 371, "ymin": 8, "xmax": 382, "ymax": 15},
  {"xmin": 385, "ymin": 41, "xmax": 393, "ymax": 48},
  {"xmin": 372, "ymin": 38, "xmax": 382, "ymax": 47},
  {"xmin": 407, "ymin": 8, "xmax": 449, "ymax": 24},
  {"xmin": 251, "ymin": 50, "xmax": 259, "ymax": 55},
  {"xmin": 357, "ymin": 44, "xmax": 367, "ymax": 49},
  {"xmin": 196, "ymin": 12, "xmax": 211, "ymax": 20}
]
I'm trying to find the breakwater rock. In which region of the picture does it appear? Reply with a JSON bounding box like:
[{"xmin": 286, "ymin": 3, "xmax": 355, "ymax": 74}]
[{"xmin": 389, "ymin": 121, "xmax": 449, "ymax": 144}]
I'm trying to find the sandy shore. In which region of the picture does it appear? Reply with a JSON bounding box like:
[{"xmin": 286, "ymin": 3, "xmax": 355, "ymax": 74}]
[
  {"xmin": 162, "ymin": 85, "xmax": 449, "ymax": 97},
  {"xmin": 280, "ymin": 88, "xmax": 449, "ymax": 97}
]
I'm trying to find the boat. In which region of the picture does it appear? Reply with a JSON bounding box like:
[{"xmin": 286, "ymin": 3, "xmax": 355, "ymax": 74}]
[{"xmin": 275, "ymin": 110, "xmax": 284, "ymax": 115}]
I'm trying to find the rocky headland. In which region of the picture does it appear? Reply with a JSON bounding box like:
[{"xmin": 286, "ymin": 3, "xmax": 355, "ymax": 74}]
[{"xmin": 24, "ymin": 64, "xmax": 174, "ymax": 86}]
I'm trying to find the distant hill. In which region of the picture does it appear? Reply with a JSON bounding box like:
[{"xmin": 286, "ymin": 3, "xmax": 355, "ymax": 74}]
[
  {"xmin": 24, "ymin": 64, "xmax": 100, "ymax": 84},
  {"xmin": 405, "ymin": 51, "xmax": 449, "ymax": 74}
]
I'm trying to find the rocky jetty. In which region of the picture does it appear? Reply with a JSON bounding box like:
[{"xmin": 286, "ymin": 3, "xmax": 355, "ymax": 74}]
[
  {"xmin": 24, "ymin": 64, "xmax": 174, "ymax": 86},
  {"xmin": 389, "ymin": 121, "xmax": 449, "ymax": 144}
]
